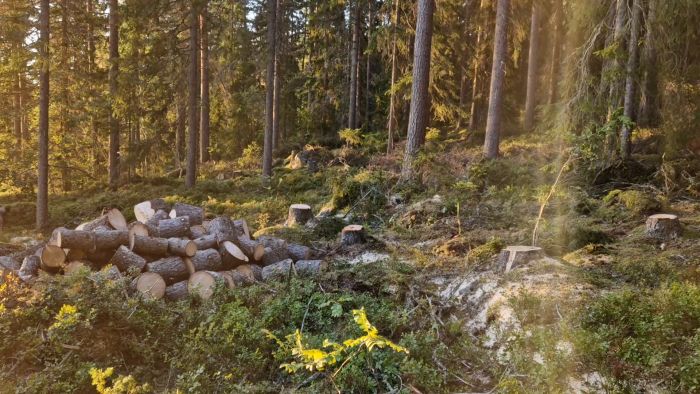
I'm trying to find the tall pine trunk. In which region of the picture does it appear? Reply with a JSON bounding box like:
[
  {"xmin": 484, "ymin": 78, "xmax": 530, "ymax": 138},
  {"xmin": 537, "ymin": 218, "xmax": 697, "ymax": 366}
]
[
  {"xmin": 523, "ymin": 3, "xmax": 541, "ymax": 130},
  {"xmin": 639, "ymin": 0, "xmax": 659, "ymax": 127},
  {"xmin": 547, "ymin": 0, "xmax": 563, "ymax": 105},
  {"xmin": 186, "ymin": 1, "xmax": 200, "ymax": 188},
  {"xmin": 468, "ymin": 0, "xmax": 487, "ymax": 132},
  {"xmin": 262, "ymin": 0, "xmax": 277, "ymax": 179},
  {"xmin": 607, "ymin": 0, "xmax": 627, "ymax": 118},
  {"xmin": 348, "ymin": 2, "xmax": 360, "ymax": 129},
  {"xmin": 386, "ymin": 0, "xmax": 400, "ymax": 153},
  {"xmin": 37, "ymin": 0, "xmax": 50, "ymax": 229},
  {"xmin": 400, "ymin": 0, "xmax": 435, "ymax": 179},
  {"xmin": 108, "ymin": 0, "xmax": 120, "ymax": 190},
  {"xmin": 176, "ymin": 92, "xmax": 186, "ymax": 168},
  {"xmin": 199, "ymin": 4, "xmax": 210, "ymax": 163},
  {"xmin": 365, "ymin": 3, "xmax": 374, "ymax": 128},
  {"xmin": 483, "ymin": 0, "xmax": 509, "ymax": 159},
  {"xmin": 13, "ymin": 68, "xmax": 22, "ymax": 155},
  {"xmin": 620, "ymin": 0, "xmax": 642, "ymax": 160}
]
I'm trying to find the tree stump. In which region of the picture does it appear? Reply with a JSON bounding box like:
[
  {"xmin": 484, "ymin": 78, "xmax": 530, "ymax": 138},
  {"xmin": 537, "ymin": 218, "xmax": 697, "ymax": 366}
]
[
  {"xmin": 165, "ymin": 280, "xmax": 189, "ymax": 301},
  {"xmin": 169, "ymin": 202, "xmax": 204, "ymax": 225},
  {"xmin": 19, "ymin": 255, "xmax": 41, "ymax": 283},
  {"xmin": 134, "ymin": 199, "xmax": 170, "ymax": 223},
  {"xmin": 646, "ymin": 214, "xmax": 682, "ymax": 239},
  {"xmin": 285, "ymin": 204, "xmax": 313, "ymax": 226},
  {"xmin": 295, "ymin": 260, "xmax": 326, "ymax": 276},
  {"xmin": 129, "ymin": 234, "xmax": 169, "ymax": 256},
  {"xmin": 287, "ymin": 243, "xmax": 311, "ymax": 261},
  {"xmin": 111, "ymin": 245, "xmax": 147, "ymax": 273},
  {"xmin": 188, "ymin": 271, "xmax": 226, "ymax": 300},
  {"xmin": 146, "ymin": 256, "xmax": 188, "ymax": 285},
  {"xmin": 184, "ymin": 248, "xmax": 223, "ymax": 274},
  {"xmin": 93, "ymin": 230, "xmax": 129, "ymax": 250},
  {"xmin": 134, "ymin": 272, "xmax": 166, "ymax": 300},
  {"xmin": 262, "ymin": 258, "xmax": 294, "ymax": 281},
  {"xmin": 39, "ymin": 245, "xmax": 66, "ymax": 273},
  {"xmin": 219, "ymin": 241, "xmax": 249, "ymax": 268},
  {"xmin": 498, "ymin": 246, "xmax": 544, "ymax": 272},
  {"xmin": 55, "ymin": 229, "xmax": 95, "ymax": 251},
  {"xmin": 157, "ymin": 217, "xmax": 190, "ymax": 238},
  {"xmin": 340, "ymin": 225, "xmax": 366, "ymax": 246},
  {"xmin": 167, "ymin": 238, "xmax": 197, "ymax": 257}
]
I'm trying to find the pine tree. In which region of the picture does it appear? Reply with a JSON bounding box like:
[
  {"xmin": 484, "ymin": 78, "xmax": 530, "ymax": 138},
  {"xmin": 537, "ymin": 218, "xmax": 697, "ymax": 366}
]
[
  {"xmin": 186, "ymin": 0, "xmax": 200, "ymax": 188},
  {"xmin": 108, "ymin": 0, "xmax": 120, "ymax": 190},
  {"xmin": 37, "ymin": 0, "xmax": 50, "ymax": 229},
  {"xmin": 483, "ymin": 0, "xmax": 509, "ymax": 159}
]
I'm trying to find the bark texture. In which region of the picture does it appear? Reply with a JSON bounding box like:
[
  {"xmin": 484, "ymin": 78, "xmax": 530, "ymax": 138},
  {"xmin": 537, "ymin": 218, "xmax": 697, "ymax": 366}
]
[
  {"xmin": 523, "ymin": 4, "xmax": 541, "ymax": 130},
  {"xmin": 620, "ymin": 0, "xmax": 642, "ymax": 160},
  {"xmin": 483, "ymin": 0, "xmax": 509, "ymax": 159},
  {"xmin": 199, "ymin": 6, "xmax": 210, "ymax": 163},
  {"xmin": 186, "ymin": 1, "xmax": 200, "ymax": 188},
  {"xmin": 37, "ymin": 0, "xmax": 50, "ymax": 229},
  {"xmin": 262, "ymin": 0, "xmax": 277, "ymax": 178}
]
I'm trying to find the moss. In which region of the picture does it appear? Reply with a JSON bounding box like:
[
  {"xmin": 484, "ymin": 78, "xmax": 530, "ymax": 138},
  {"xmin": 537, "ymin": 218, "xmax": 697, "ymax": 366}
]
[
  {"xmin": 467, "ymin": 237, "xmax": 505, "ymax": 263},
  {"xmin": 253, "ymin": 225, "xmax": 313, "ymax": 245},
  {"xmin": 603, "ymin": 189, "xmax": 661, "ymax": 216},
  {"xmin": 2, "ymin": 201, "xmax": 36, "ymax": 226}
]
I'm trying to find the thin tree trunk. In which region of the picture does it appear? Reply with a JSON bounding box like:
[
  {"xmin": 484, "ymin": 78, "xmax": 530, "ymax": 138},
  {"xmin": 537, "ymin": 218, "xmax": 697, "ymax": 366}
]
[
  {"xmin": 348, "ymin": 1, "xmax": 360, "ymax": 129},
  {"xmin": 199, "ymin": 5, "xmax": 210, "ymax": 163},
  {"xmin": 620, "ymin": 0, "xmax": 642, "ymax": 160},
  {"xmin": 483, "ymin": 0, "xmax": 509, "ymax": 159},
  {"xmin": 37, "ymin": 0, "xmax": 50, "ymax": 229},
  {"xmin": 386, "ymin": 0, "xmax": 400, "ymax": 153},
  {"xmin": 108, "ymin": 0, "xmax": 120, "ymax": 190},
  {"xmin": 468, "ymin": 0, "xmax": 487, "ymax": 131},
  {"xmin": 87, "ymin": 0, "xmax": 99, "ymax": 172},
  {"xmin": 186, "ymin": 1, "xmax": 200, "ymax": 188},
  {"xmin": 176, "ymin": 93, "xmax": 186, "ymax": 167},
  {"xmin": 365, "ymin": 2, "xmax": 373, "ymax": 128},
  {"xmin": 273, "ymin": 0, "xmax": 282, "ymax": 152},
  {"xmin": 523, "ymin": 3, "xmax": 541, "ymax": 130},
  {"xmin": 262, "ymin": 0, "xmax": 277, "ymax": 179},
  {"xmin": 639, "ymin": 0, "xmax": 659, "ymax": 127},
  {"xmin": 548, "ymin": 0, "xmax": 563, "ymax": 105},
  {"xmin": 13, "ymin": 69, "xmax": 22, "ymax": 155},
  {"xmin": 400, "ymin": 0, "xmax": 435, "ymax": 179},
  {"xmin": 607, "ymin": 0, "xmax": 627, "ymax": 117}
]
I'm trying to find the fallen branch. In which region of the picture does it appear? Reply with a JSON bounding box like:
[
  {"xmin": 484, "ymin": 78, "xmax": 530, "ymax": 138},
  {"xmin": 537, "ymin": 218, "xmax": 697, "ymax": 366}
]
[{"xmin": 532, "ymin": 153, "xmax": 574, "ymax": 246}]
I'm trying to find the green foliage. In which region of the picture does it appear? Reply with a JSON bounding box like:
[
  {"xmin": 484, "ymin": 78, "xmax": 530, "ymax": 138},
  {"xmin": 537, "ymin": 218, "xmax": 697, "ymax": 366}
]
[
  {"xmin": 338, "ymin": 128, "xmax": 363, "ymax": 147},
  {"xmin": 90, "ymin": 368, "xmax": 152, "ymax": 394},
  {"xmin": 236, "ymin": 142, "xmax": 263, "ymax": 170},
  {"xmin": 328, "ymin": 169, "xmax": 388, "ymax": 219},
  {"xmin": 603, "ymin": 189, "xmax": 661, "ymax": 216}
]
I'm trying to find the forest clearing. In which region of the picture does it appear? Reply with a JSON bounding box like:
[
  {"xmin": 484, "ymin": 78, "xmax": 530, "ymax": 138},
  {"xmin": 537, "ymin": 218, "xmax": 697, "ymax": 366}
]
[{"xmin": 1, "ymin": 0, "xmax": 700, "ymax": 392}]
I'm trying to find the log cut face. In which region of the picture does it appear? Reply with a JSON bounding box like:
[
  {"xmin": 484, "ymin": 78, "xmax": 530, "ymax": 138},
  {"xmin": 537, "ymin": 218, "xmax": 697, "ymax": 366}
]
[
  {"xmin": 188, "ymin": 271, "xmax": 226, "ymax": 300},
  {"xmin": 340, "ymin": 225, "xmax": 366, "ymax": 246},
  {"xmin": 646, "ymin": 214, "xmax": 682, "ymax": 239},
  {"xmin": 135, "ymin": 272, "xmax": 166, "ymax": 300},
  {"xmin": 169, "ymin": 202, "xmax": 204, "ymax": 225},
  {"xmin": 134, "ymin": 199, "xmax": 170, "ymax": 224},
  {"xmin": 285, "ymin": 204, "xmax": 313, "ymax": 226},
  {"xmin": 497, "ymin": 246, "xmax": 544, "ymax": 272},
  {"xmin": 40, "ymin": 245, "xmax": 66, "ymax": 273}
]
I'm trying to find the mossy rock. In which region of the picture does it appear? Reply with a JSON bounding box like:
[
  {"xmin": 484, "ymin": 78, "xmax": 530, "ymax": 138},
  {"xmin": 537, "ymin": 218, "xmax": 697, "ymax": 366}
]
[{"xmin": 2, "ymin": 202, "xmax": 36, "ymax": 226}]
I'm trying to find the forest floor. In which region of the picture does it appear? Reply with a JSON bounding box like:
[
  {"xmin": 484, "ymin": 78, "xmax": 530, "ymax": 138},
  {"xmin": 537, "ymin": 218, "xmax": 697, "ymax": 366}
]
[{"xmin": 1, "ymin": 132, "xmax": 699, "ymax": 393}]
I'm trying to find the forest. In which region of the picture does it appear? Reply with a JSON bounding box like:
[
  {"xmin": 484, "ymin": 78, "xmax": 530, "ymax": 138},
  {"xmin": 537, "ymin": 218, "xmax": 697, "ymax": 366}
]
[{"xmin": 0, "ymin": 0, "xmax": 699, "ymax": 392}]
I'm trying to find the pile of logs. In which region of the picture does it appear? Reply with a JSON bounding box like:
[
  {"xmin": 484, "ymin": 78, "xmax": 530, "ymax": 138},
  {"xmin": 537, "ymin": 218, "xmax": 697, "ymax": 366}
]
[{"xmin": 7, "ymin": 200, "xmax": 326, "ymax": 301}]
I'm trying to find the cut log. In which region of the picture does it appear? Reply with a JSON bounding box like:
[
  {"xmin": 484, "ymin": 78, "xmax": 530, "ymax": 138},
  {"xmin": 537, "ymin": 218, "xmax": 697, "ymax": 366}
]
[
  {"xmin": 134, "ymin": 272, "xmax": 166, "ymax": 300},
  {"xmin": 101, "ymin": 265, "xmax": 122, "ymax": 281},
  {"xmin": 262, "ymin": 258, "xmax": 294, "ymax": 281},
  {"xmin": 217, "ymin": 271, "xmax": 237, "ymax": 289},
  {"xmin": 286, "ymin": 204, "xmax": 313, "ymax": 226},
  {"xmin": 287, "ymin": 243, "xmax": 311, "ymax": 261},
  {"xmin": 185, "ymin": 248, "xmax": 223, "ymax": 273},
  {"xmin": 258, "ymin": 236, "xmax": 289, "ymax": 266},
  {"xmin": 646, "ymin": 214, "xmax": 682, "ymax": 239},
  {"xmin": 0, "ymin": 256, "xmax": 20, "ymax": 271},
  {"xmin": 165, "ymin": 280, "xmax": 189, "ymax": 301},
  {"xmin": 145, "ymin": 210, "xmax": 170, "ymax": 235},
  {"xmin": 65, "ymin": 248, "xmax": 87, "ymax": 262},
  {"xmin": 110, "ymin": 245, "xmax": 147, "ymax": 273},
  {"xmin": 128, "ymin": 222, "xmax": 150, "ymax": 237},
  {"xmin": 340, "ymin": 225, "xmax": 366, "ymax": 246},
  {"xmin": 146, "ymin": 256, "xmax": 189, "ymax": 285},
  {"xmin": 19, "ymin": 255, "xmax": 41, "ymax": 282},
  {"xmin": 188, "ymin": 271, "xmax": 226, "ymax": 300},
  {"xmin": 76, "ymin": 215, "xmax": 111, "ymax": 231},
  {"xmin": 233, "ymin": 219, "xmax": 250, "ymax": 239},
  {"xmin": 190, "ymin": 225, "xmax": 208, "ymax": 239},
  {"xmin": 169, "ymin": 202, "xmax": 204, "ymax": 225},
  {"xmin": 193, "ymin": 234, "xmax": 218, "ymax": 250},
  {"xmin": 105, "ymin": 208, "xmax": 128, "ymax": 230},
  {"xmin": 295, "ymin": 260, "xmax": 326, "ymax": 276},
  {"xmin": 64, "ymin": 261, "xmax": 89, "ymax": 275},
  {"xmin": 129, "ymin": 234, "xmax": 169, "ymax": 257},
  {"xmin": 497, "ymin": 246, "xmax": 544, "ymax": 272},
  {"xmin": 39, "ymin": 245, "xmax": 66, "ymax": 273},
  {"xmin": 219, "ymin": 241, "xmax": 249, "ymax": 268},
  {"xmin": 85, "ymin": 249, "xmax": 115, "ymax": 267},
  {"xmin": 235, "ymin": 236, "xmax": 265, "ymax": 262},
  {"xmin": 168, "ymin": 238, "xmax": 198, "ymax": 257},
  {"xmin": 134, "ymin": 198, "xmax": 170, "ymax": 223},
  {"xmin": 208, "ymin": 216, "xmax": 241, "ymax": 242},
  {"xmin": 157, "ymin": 216, "xmax": 191, "ymax": 238},
  {"xmin": 93, "ymin": 230, "xmax": 129, "ymax": 250},
  {"xmin": 55, "ymin": 229, "xmax": 95, "ymax": 251},
  {"xmin": 233, "ymin": 264, "xmax": 262, "ymax": 285}
]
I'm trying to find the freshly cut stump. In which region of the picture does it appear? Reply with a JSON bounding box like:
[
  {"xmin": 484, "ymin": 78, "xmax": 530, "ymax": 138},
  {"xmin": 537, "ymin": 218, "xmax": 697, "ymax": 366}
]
[
  {"xmin": 146, "ymin": 256, "xmax": 188, "ymax": 285},
  {"xmin": 134, "ymin": 199, "xmax": 170, "ymax": 223},
  {"xmin": 111, "ymin": 245, "xmax": 147, "ymax": 273},
  {"xmin": 135, "ymin": 272, "xmax": 166, "ymax": 300},
  {"xmin": 129, "ymin": 234, "xmax": 169, "ymax": 257},
  {"xmin": 167, "ymin": 238, "xmax": 197, "ymax": 257},
  {"xmin": 19, "ymin": 255, "xmax": 41, "ymax": 283},
  {"xmin": 262, "ymin": 259, "xmax": 294, "ymax": 281},
  {"xmin": 295, "ymin": 260, "xmax": 326, "ymax": 276},
  {"xmin": 55, "ymin": 229, "xmax": 95, "ymax": 251},
  {"xmin": 340, "ymin": 225, "xmax": 366, "ymax": 246},
  {"xmin": 285, "ymin": 204, "xmax": 313, "ymax": 226},
  {"xmin": 169, "ymin": 203, "xmax": 204, "ymax": 225},
  {"xmin": 93, "ymin": 230, "xmax": 129, "ymax": 250},
  {"xmin": 40, "ymin": 245, "xmax": 66, "ymax": 273},
  {"xmin": 287, "ymin": 243, "xmax": 311, "ymax": 261},
  {"xmin": 188, "ymin": 271, "xmax": 226, "ymax": 300},
  {"xmin": 185, "ymin": 248, "xmax": 223, "ymax": 273},
  {"xmin": 157, "ymin": 217, "xmax": 190, "ymax": 238},
  {"xmin": 646, "ymin": 214, "xmax": 682, "ymax": 239},
  {"xmin": 165, "ymin": 280, "xmax": 189, "ymax": 301},
  {"xmin": 498, "ymin": 246, "xmax": 544, "ymax": 273},
  {"xmin": 219, "ymin": 241, "xmax": 249, "ymax": 268}
]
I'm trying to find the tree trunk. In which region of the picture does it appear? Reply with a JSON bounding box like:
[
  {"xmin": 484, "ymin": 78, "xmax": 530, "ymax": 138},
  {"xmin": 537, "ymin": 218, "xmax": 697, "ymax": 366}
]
[
  {"xmin": 37, "ymin": 0, "xmax": 50, "ymax": 230},
  {"xmin": 348, "ymin": 1, "xmax": 360, "ymax": 129},
  {"xmin": 620, "ymin": 0, "xmax": 642, "ymax": 160},
  {"xmin": 468, "ymin": 0, "xmax": 487, "ymax": 132},
  {"xmin": 547, "ymin": 0, "xmax": 563, "ymax": 104},
  {"xmin": 400, "ymin": 0, "xmax": 435, "ymax": 180},
  {"xmin": 386, "ymin": 0, "xmax": 400, "ymax": 153},
  {"xmin": 523, "ymin": 3, "xmax": 541, "ymax": 130},
  {"xmin": 185, "ymin": 248, "xmax": 223, "ymax": 273},
  {"xmin": 13, "ymin": 69, "xmax": 22, "ymax": 155},
  {"xmin": 607, "ymin": 0, "xmax": 628, "ymax": 117},
  {"xmin": 199, "ymin": 5, "xmax": 210, "ymax": 163},
  {"xmin": 111, "ymin": 245, "xmax": 147, "ymax": 272},
  {"xmin": 483, "ymin": 0, "xmax": 509, "ymax": 159},
  {"xmin": 365, "ymin": 2, "xmax": 374, "ymax": 128},
  {"xmin": 273, "ymin": 49, "xmax": 281, "ymax": 150},
  {"xmin": 176, "ymin": 93, "xmax": 186, "ymax": 167},
  {"xmin": 147, "ymin": 256, "xmax": 189, "ymax": 285},
  {"xmin": 108, "ymin": 0, "xmax": 120, "ymax": 191},
  {"xmin": 186, "ymin": 1, "xmax": 200, "ymax": 188},
  {"xmin": 639, "ymin": 0, "xmax": 659, "ymax": 127},
  {"xmin": 262, "ymin": 0, "xmax": 277, "ymax": 179}
]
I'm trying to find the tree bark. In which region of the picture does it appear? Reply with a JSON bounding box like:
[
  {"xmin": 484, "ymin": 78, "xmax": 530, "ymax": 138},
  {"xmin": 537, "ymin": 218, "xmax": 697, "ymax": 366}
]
[
  {"xmin": 348, "ymin": 1, "xmax": 360, "ymax": 129},
  {"xmin": 147, "ymin": 256, "xmax": 189, "ymax": 285},
  {"xmin": 606, "ymin": 0, "xmax": 628, "ymax": 125},
  {"xmin": 185, "ymin": 248, "xmax": 223, "ymax": 273},
  {"xmin": 639, "ymin": 0, "xmax": 659, "ymax": 127},
  {"xmin": 547, "ymin": 0, "xmax": 563, "ymax": 104},
  {"xmin": 169, "ymin": 202, "xmax": 204, "ymax": 225},
  {"xmin": 620, "ymin": 0, "xmax": 642, "ymax": 160},
  {"xmin": 483, "ymin": 0, "xmax": 509, "ymax": 159},
  {"xmin": 523, "ymin": 3, "xmax": 541, "ymax": 130},
  {"xmin": 108, "ymin": 0, "xmax": 120, "ymax": 191},
  {"xmin": 469, "ymin": 0, "xmax": 487, "ymax": 132},
  {"xmin": 186, "ymin": 0, "xmax": 200, "ymax": 188},
  {"xmin": 400, "ymin": 0, "xmax": 435, "ymax": 179},
  {"xmin": 199, "ymin": 4, "xmax": 210, "ymax": 163},
  {"xmin": 262, "ymin": 0, "xmax": 277, "ymax": 179},
  {"xmin": 111, "ymin": 245, "xmax": 147, "ymax": 272},
  {"xmin": 386, "ymin": 0, "xmax": 400, "ymax": 153},
  {"xmin": 37, "ymin": 0, "xmax": 50, "ymax": 230},
  {"xmin": 176, "ymin": 92, "xmax": 186, "ymax": 166}
]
